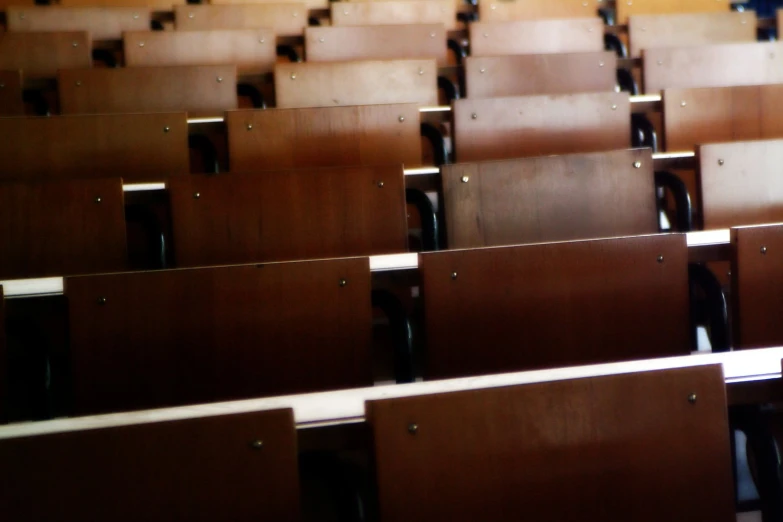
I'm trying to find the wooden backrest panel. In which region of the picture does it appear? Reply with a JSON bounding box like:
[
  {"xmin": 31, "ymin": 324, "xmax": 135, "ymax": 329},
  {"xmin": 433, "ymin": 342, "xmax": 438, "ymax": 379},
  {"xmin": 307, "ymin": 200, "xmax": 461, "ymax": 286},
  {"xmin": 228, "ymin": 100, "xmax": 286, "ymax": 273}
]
[
  {"xmin": 629, "ymin": 11, "xmax": 756, "ymax": 59},
  {"xmin": 0, "ymin": 409, "xmax": 300, "ymax": 521},
  {"xmin": 212, "ymin": 0, "xmax": 327, "ymax": 13},
  {"xmin": 124, "ymin": 30, "xmax": 276, "ymax": 76},
  {"xmin": 368, "ymin": 365, "xmax": 734, "ymax": 522},
  {"xmin": 420, "ymin": 234, "xmax": 690, "ymax": 379},
  {"xmin": 643, "ymin": 42, "xmax": 783, "ymax": 95},
  {"xmin": 275, "ymin": 59, "xmax": 438, "ymax": 108},
  {"xmin": 698, "ymin": 138, "xmax": 783, "ymax": 229},
  {"xmin": 59, "ymin": 65, "xmax": 237, "ymax": 116},
  {"xmin": 66, "ymin": 259, "xmax": 372, "ymax": 415},
  {"xmin": 0, "ymin": 113, "xmax": 189, "ymax": 181},
  {"xmin": 7, "ymin": 6, "xmax": 151, "ymax": 41},
  {"xmin": 0, "ymin": 178, "xmax": 127, "ymax": 280},
  {"xmin": 60, "ymin": 0, "xmax": 184, "ymax": 7},
  {"xmin": 0, "ymin": 32, "xmax": 91, "ymax": 80},
  {"xmin": 442, "ymin": 149, "xmax": 658, "ymax": 249},
  {"xmin": 465, "ymin": 52, "xmax": 616, "ymax": 98},
  {"xmin": 478, "ymin": 0, "xmax": 602, "ymax": 22},
  {"xmin": 0, "ymin": 70, "xmax": 24, "ymax": 116},
  {"xmin": 170, "ymin": 167, "xmax": 408, "ymax": 267},
  {"xmin": 305, "ymin": 25, "xmax": 448, "ymax": 67},
  {"xmin": 663, "ymin": 84, "xmax": 783, "ymax": 152},
  {"xmin": 453, "ymin": 92, "xmax": 631, "ymax": 162},
  {"xmin": 469, "ymin": 19, "xmax": 604, "ymax": 57},
  {"xmin": 227, "ymin": 104, "xmax": 422, "ymax": 170},
  {"xmin": 174, "ymin": 4, "xmax": 307, "ymax": 37},
  {"xmin": 617, "ymin": 0, "xmax": 731, "ymax": 25},
  {"xmin": 330, "ymin": 1, "xmax": 457, "ymax": 31}
]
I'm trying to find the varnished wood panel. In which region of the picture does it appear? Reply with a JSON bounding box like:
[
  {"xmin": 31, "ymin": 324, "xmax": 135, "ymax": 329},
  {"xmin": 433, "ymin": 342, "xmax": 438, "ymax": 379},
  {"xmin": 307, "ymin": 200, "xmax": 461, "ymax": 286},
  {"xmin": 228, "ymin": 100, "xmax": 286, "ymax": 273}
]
[
  {"xmin": 0, "ymin": 70, "xmax": 24, "ymax": 116},
  {"xmin": 420, "ymin": 234, "xmax": 691, "ymax": 379},
  {"xmin": 453, "ymin": 92, "xmax": 631, "ymax": 162},
  {"xmin": 66, "ymin": 259, "xmax": 372, "ymax": 414},
  {"xmin": 306, "ymin": 25, "xmax": 447, "ymax": 67},
  {"xmin": 330, "ymin": 0, "xmax": 457, "ymax": 31},
  {"xmin": 478, "ymin": 0, "xmax": 602, "ymax": 22},
  {"xmin": 629, "ymin": 12, "xmax": 756, "ymax": 59},
  {"xmin": 227, "ymin": 104, "xmax": 421, "ymax": 170},
  {"xmin": 368, "ymin": 365, "xmax": 734, "ymax": 522},
  {"xmin": 0, "ymin": 32, "xmax": 91, "ymax": 81},
  {"xmin": 0, "ymin": 409, "xmax": 300, "ymax": 521},
  {"xmin": 60, "ymin": 0, "xmax": 184, "ymax": 8},
  {"xmin": 170, "ymin": 167, "xmax": 408, "ymax": 267},
  {"xmin": 643, "ymin": 42, "xmax": 783, "ymax": 95},
  {"xmin": 7, "ymin": 6, "xmax": 151, "ymax": 41},
  {"xmin": 174, "ymin": 4, "xmax": 307, "ymax": 37},
  {"xmin": 442, "ymin": 149, "xmax": 657, "ymax": 249},
  {"xmin": 0, "ymin": 178, "xmax": 127, "ymax": 280},
  {"xmin": 469, "ymin": 19, "xmax": 604, "ymax": 57},
  {"xmin": 59, "ymin": 65, "xmax": 237, "ymax": 116},
  {"xmin": 0, "ymin": 113, "xmax": 189, "ymax": 181},
  {"xmin": 125, "ymin": 30, "xmax": 276, "ymax": 76},
  {"xmin": 465, "ymin": 52, "xmax": 616, "ymax": 98},
  {"xmin": 212, "ymin": 0, "xmax": 327, "ymax": 14},
  {"xmin": 275, "ymin": 59, "xmax": 438, "ymax": 108},
  {"xmin": 663, "ymin": 84, "xmax": 783, "ymax": 152},
  {"xmin": 617, "ymin": 0, "xmax": 731, "ymax": 25}
]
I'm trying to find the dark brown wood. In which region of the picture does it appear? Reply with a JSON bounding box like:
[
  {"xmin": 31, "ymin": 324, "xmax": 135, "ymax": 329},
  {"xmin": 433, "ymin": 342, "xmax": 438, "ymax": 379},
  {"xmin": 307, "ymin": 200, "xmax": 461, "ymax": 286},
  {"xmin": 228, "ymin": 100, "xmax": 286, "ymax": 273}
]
[
  {"xmin": 469, "ymin": 19, "xmax": 604, "ymax": 57},
  {"xmin": 442, "ymin": 149, "xmax": 658, "ymax": 249},
  {"xmin": 420, "ymin": 234, "xmax": 691, "ymax": 379},
  {"xmin": 330, "ymin": 0, "xmax": 457, "ymax": 31},
  {"xmin": 727, "ymin": 376, "xmax": 783, "ymax": 405},
  {"xmin": 368, "ymin": 365, "xmax": 734, "ymax": 522},
  {"xmin": 0, "ymin": 178, "xmax": 127, "ymax": 279},
  {"xmin": 465, "ymin": 52, "xmax": 617, "ymax": 98},
  {"xmin": 0, "ymin": 113, "xmax": 189, "ymax": 181},
  {"xmin": 174, "ymin": 4, "xmax": 308, "ymax": 38},
  {"xmin": 59, "ymin": 65, "xmax": 238, "ymax": 117},
  {"xmin": 6, "ymin": 6, "xmax": 151, "ymax": 41},
  {"xmin": 618, "ymin": 0, "xmax": 731, "ymax": 25},
  {"xmin": 0, "ymin": 32, "xmax": 91, "ymax": 81},
  {"xmin": 453, "ymin": 92, "xmax": 631, "ymax": 162},
  {"xmin": 478, "ymin": 0, "xmax": 602, "ymax": 22},
  {"xmin": 66, "ymin": 258, "xmax": 373, "ymax": 414},
  {"xmin": 226, "ymin": 104, "xmax": 422, "ymax": 170},
  {"xmin": 0, "ymin": 409, "xmax": 300, "ymax": 521},
  {"xmin": 0, "ymin": 70, "xmax": 24, "ymax": 116}
]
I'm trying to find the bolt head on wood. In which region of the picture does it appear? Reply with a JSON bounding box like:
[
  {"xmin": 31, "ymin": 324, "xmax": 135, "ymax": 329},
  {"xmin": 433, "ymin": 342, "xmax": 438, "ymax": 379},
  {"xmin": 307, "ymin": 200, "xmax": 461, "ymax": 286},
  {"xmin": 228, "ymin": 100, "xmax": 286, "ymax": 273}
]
[
  {"xmin": 408, "ymin": 423, "xmax": 418, "ymax": 434},
  {"xmin": 451, "ymin": 272, "xmax": 458, "ymax": 280},
  {"xmin": 251, "ymin": 440, "xmax": 264, "ymax": 449},
  {"xmin": 657, "ymin": 255, "xmax": 664, "ymax": 263},
  {"xmin": 688, "ymin": 394, "xmax": 697, "ymax": 404},
  {"xmin": 339, "ymin": 278, "xmax": 347, "ymax": 287},
  {"xmin": 97, "ymin": 297, "xmax": 107, "ymax": 305},
  {"xmin": 761, "ymin": 246, "xmax": 768, "ymax": 255}
]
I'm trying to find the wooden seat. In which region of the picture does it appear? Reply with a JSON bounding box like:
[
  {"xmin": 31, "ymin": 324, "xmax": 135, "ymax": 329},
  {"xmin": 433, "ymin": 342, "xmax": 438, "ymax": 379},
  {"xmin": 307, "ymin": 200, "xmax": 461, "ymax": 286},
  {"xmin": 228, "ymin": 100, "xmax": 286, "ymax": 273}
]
[
  {"xmin": 469, "ymin": 19, "xmax": 604, "ymax": 57},
  {"xmin": 368, "ymin": 365, "xmax": 734, "ymax": 522},
  {"xmin": 174, "ymin": 4, "xmax": 308, "ymax": 37},
  {"xmin": 442, "ymin": 149, "xmax": 658, "ymax": 249},
  {"xmin": 6, "ymin": 6, "xmax": 151, "ymax": 41},
  {"xmin": 0, "ymin": 408, "xmax": 300, "ymax": 521},
  {"xmin": 305, "ymin": 25, "xmax": 448, "ymax": 67},
  {"xmin": 453, "ymin": 92, "xmax": 631, "ymax": 162},
  {"xmin": 0, "ymin": 113, "xmax": 189, "ymax": 181},
  {"xmin": 212, "ymin": 0, "xmax": 326, "ymax": 13},
  {"xmin": 0, "ymin": 32, "xmax": 91, "ymax": 81},
  {"xmin": 59, "ymin": 0, "xmax": 184, "ymax": 8},
  {"xmin": 58, "ymin": 65, "xmax": 237, "ymax": 116},
  {"xmin": 0, "ymin": 70, "xmax": 24, "ymax": 116},
  {"xmin": 274, "ymin": 59, "xmax": 438, "ymax": 108},
  {"xmin": 465, "ymin": 51, "xmax": 617, "ymax": 98},
  {"xmin": 478, "ymin": 0, "xmax": 602, "ymax": 22},
  {"xmin": 0, "ymin": 178, "xmax": 127, "ymax": 280},
  {"xmin": 66, "ymin": 258, "xmax": 372, "ymax": 414},
  {"xmin": 227, "ymin": 104, "xmax": 421, "ymax": 170},
  {"xmin": 169, "ymin": 167, "xmax": 408, "ymax": 267},
  {"xmin": 124, "ymin": 30, "xmax": 276, "ymax": 76},
  {"xmin": 617, "ymin": 0, "xmax": 731, "ymax": 25},
  {"xmin": 330, "ymin": 0, "xmax": 457, "ymax": 31}
]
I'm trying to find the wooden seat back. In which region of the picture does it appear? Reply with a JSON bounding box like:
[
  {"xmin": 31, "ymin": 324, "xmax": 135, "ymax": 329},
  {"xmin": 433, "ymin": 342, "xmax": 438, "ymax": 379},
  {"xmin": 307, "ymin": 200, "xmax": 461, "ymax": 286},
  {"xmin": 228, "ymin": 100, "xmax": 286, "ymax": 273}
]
[
  {"xmin": 0, "ymin": 409, "xmax": 300, "ymax": 521},
  {"xmin": 469, "ymin": 19, "xmax": 604, "ymax": 57},
  {"xmin": 60, "ymin": 0, "xmax": 184, "ymax": 7},
  {"xmin": 227, "ymin": 104, "xmax": 421, "ymax": 170},
  {"xmin": 617, "ymin": 0, "xmax": 731, "ymax": 25},
  {"xmin": 6, "ymin": 6, "xmax": 151, "ymax": 41},
  {"xmin": 212, "ymin": 0, "xmax": 325, "ymax": 12},
  {"xmin": 0, "ymin": 70, "xmax": 24, "ymax": 116},
  {"xmin": 330, "ymin": 0, "xmax": 457, "ymax": 31},
  {"xmin": 453, "ymin": 92, "xmax": 630, "ymax": 162},
  {"xmin": 478, "ymin": 0, "xmax": 602, "ymax": 22},
  {"xmin": 66, "ymin": 258, "xmax": 372, "ymax": 415},
  {"xmin": 368, "ymin": 365, "xmax": 734, "ymax": 522},
  {"xmin": 174, "ymin": 4, "xmax": 307, "ymax": 37},
  {"xmin": 0, "ymin": 32, "xmax": 91, "ymax": 81}
]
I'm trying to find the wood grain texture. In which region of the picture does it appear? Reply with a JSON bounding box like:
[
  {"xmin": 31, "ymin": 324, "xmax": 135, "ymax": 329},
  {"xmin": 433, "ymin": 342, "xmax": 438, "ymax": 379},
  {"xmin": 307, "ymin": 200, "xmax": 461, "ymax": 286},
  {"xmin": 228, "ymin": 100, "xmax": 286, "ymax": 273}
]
[
  {"xmin": 124, "ymin": 30, "xmax": 276, "ymax": 75},
  {"xmin": 0, "ymin": 178, "xmax": 127, "ymax": 280},
  {"xmin": 0, "ymin": 32, "xmax": 91, "ymax": 81},
  {"xmin": 174, "ymin": 4, "xmax": 307, "ymax": 37},
  {"xmin": 442, "ymin": 149, "xmax": 658, "ymax": 249},
  {"xmin": 59, "ymin": 0, "xmax": 184, "ymax": 7},
  {"xmin": 0, "ymin": 70, "xmax": 24, "ymax": 116},
  {"xmin": 211, "ymin": 0, "xmax": 326, "ymax": 14},
  {"xmin": 170, "ymin": 167, "xmax": 408, "ymax": 267},
  {"xmin": 453, "ymin": 92, "xmax": 631, "ymax": 162},
  {"xmin": 0, "ymin": 286, "xmax": 5, "ymax": 425},
  {"xmin": 275, "ymin": 59, "xmax": 438, "ymax": 108},
  {"xmin": 465, "ymin": 52, "xmax": 616, "ymax": 98},
  {"xmin": 0, "ymin": 113, "xmax": 189, "ymax": 181},
  {"xmin": 420, "ymin": 234, "xmax": 691, "ymax": 379},
  {"xmin": 305, "ymin": 25, "xmax": 447, "ymax": 67},
  {"xmin": 0, "ymin": 409, "xmax": 300, "ymax": 521},
  {"xmin": 698, "ymin": 138, "xmax": 783, "ymax": 229},
  {"xmin": 368, "ymin": 365, "xmax": 734, "ymax": 522},
  {"xmin": 629, "ymin": 11, "xmax": 756, "ymax": 59},
  {"xmin": 478, "ymin": 0, "xmax": 602, "ymax": 21},
  {"xmin": 59, "ymin": 65, "xmax": 238, "ymax": 116},
  {"xmin": 617, "ymin": 0, "xmax": 731, "ymax": 25},
  {"xmin": 227, "ymin": 104, "xmax": 422, "ymax": 170},
  {"xmin": 643, "ymin": 42, "xmax": 783, "ymax": 95},
  {"xmin": 663, "ymin": 84, "xmax": 783, "ymax": 152},
  {"xmin": 66, "ymin": 259, "xmax": 372, "ymax": 415},
  {"xmin": 6, "ymin": 6, "xmax": 151, "ymax": 41},
  {"xmin": 469, "ymin": 18, "xmax": 604, "ymax": 57},
  {"xmin": 330, "ymin": 0, "xmax": 456, "ymax": 31}
]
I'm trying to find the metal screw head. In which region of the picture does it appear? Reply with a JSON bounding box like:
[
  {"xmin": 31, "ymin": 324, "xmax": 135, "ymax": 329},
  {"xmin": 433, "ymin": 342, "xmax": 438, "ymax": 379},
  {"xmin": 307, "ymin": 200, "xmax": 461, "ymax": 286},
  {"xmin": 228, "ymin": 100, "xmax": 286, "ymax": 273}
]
[
  {"xmin": 633, "ymin": 161, "xmax": 642, "ymax": 169},
  {"xmin": 193, "ymin": 192, "xmax": 201, "ymax": 199},
  {"xmin": 97, "ymin": 297, "xmax": 107, "ymax": 305},
  {"xmin": 138, "ymin": 41, "xmax": 145, "ymax": 47},
  {"xmin": 290, "ymin": 72, "xmax": 296, "ymax": 80},
  {"xmin": 75, "ymin": 80, "xmax": 82, "ymax": 87},
  {"xmin": 133, "ymin": 13, "xmax": 139, "ymax": 19},
  {"xmin": 587, "ymin": 27, "xmax": 594, "ymax": 32},
  {"xmin": 343, "ymin": 9, "xmax": 348, "ymax": 14},
  {"xmin": 318, "ymin": 37, "xmax": 324, "ymax": 43},
  {"xmin": 408, "ymin": 423, "xmax": 418, "ymax": 434},
  {"xmin": 687, "ymin": 393, "xmax": 697, "ymax": 404},
  {"xmin": 657, "ymin": 255, "xmax": 664, "ymax": 263},
  {"xmin": 611, "ymin": 104, "xmax": 617, "ymax": 110},
  {"xmin": 216, "ymin": 76, "xmax": 223, "ymax": 83},
  {"xmin": 259, "ymin": 37, "xmax": 265, "ymax": 44},
  {"xmin": 377, "ymin": 181, "xmax": 385, "ymax": 188},
  {"xmin": 680, "ymin": 101, "xmax": 687, "ymax": 107},
  {"xmin": 490, "ymin": 3, "xmax": 496, "ymax": 8},
  {"xmin": 471, "ymin": 113, "xmax": 477, "ymax": 120},
  {"xmin": 163, "ymin": 126, "xmax": 170, "ymax": 133},
  {"xmin": 398, "ymin": 115, "xmax": 405, "ymax": 122},
  {"xmin": 339, "ymin": 278, "xmax": 347, "ymax": 287},
  {"xmin": 292, "ymin": 11, "xmax": 298, "ymax": 16},
  {"xmin": 251, "ymin": 440, "xmax": 264, "ymax": 449},
  {"xmin": 761, "ymin": 246, "xmax": 768, "ymax": 255},
  {"xmin": 188, "ymin": 12, "xmax": 194, "ymax": 18},
  {"xmin": 461, "ymin": 176, "xmax": 469, "ymax": 183},
  {"xmin": 450, "ymin": 272, "xmax": 458, "ymax": 280},
  {"xmin": 430, "ymin": 32, "xmax": 436, "ymax": 38},
  {"xmin": 718, "ymin": 159, "xmax": 724, "ymax": 166},
  {"xmin": 479, "ymin": 68, "xmax": 485, "ymax": 73},
  {"xmin": 418, "ymin": 68, "xmax": 424, "ymax": 75},
  {"xmin": 94, "ymin": 196, "xmax": 102, "ymax": 204},
  {"xmin": 246, "ymin": 123, "xmax": 254, "ymax": 131},
  {"xmin": 657, "ymin": 59, "xmax": 663, "ymax": 66},
  {"xmin": 482, "ymin": 32, "xmax": 489, "ymax": 38},
  {"xmin": 72, "ymin": 41, "xmax": 79, "ymax": 47},
  {"xmin": 599, "ymin": 61, "xmax": 605, "ymax": 67}
]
